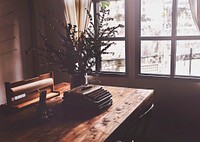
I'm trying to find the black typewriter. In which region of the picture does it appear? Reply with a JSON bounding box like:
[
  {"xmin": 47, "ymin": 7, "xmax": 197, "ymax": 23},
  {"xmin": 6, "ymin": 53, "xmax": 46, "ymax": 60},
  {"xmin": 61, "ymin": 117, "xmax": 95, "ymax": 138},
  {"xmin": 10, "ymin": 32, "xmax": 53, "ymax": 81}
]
[{"xmin": 63, "ymin": 85, "xmax": 112, "ymax": 115}]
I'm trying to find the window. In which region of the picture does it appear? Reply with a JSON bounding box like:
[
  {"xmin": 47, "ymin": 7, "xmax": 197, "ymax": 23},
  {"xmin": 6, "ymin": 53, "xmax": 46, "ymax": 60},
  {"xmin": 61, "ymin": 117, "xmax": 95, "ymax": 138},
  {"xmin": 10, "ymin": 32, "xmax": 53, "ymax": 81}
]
[
  {"xmin": 137, "ymin": 0, "xmax": 200, "ymax": 78},
  {"xmin": 92, "ymin": 0, "xmax": 126, "ymax": 74}
]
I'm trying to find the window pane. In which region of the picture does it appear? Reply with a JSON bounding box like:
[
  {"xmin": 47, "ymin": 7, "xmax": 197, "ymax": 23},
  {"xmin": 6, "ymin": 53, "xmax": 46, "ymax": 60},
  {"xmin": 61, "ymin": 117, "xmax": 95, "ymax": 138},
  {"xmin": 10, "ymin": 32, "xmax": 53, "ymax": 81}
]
[
  {"xmin": 176, "ymin": 40, "xmax": 200, "ymax": 76},
  {"xmin": 99, "ymin": 0, "xmax": 125, "ymax": 37},
  {"xmin": 141, "ymin": 0, "xmax": 172, "ymax": 36},
  {"xmin": 177, "ymin": 0, "xmax": 200, "ymax": 36},
  {"xmin": 141, "ymin": 40, "xmax": 171, "ymax": 75},
  {"xmin": 101, "ymin": 41, "xmax": 125, "ymax": 72}
]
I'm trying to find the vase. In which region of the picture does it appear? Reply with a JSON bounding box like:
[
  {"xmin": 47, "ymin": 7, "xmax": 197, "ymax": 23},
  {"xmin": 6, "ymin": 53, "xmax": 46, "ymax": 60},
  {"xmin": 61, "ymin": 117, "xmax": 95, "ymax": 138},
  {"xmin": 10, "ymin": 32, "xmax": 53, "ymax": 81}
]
[{"xmin": 70, "ymin": 73, "xmax": 88, "ymax": 89}]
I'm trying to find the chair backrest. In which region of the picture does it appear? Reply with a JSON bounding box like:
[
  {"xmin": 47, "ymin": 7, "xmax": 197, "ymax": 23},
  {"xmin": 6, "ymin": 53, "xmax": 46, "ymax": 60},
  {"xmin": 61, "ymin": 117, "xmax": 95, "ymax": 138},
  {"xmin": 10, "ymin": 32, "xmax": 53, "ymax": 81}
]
[
  {"xmin": 138, "ymin": 103, "xmax": 154, "ymax": 119},
  {"xmin": 125, "ymin": 103, "xmax": 155, "ymax": 142},
  {"xmin": 105, "ymin": 103, "xmax": 155, "ymax": 142}
]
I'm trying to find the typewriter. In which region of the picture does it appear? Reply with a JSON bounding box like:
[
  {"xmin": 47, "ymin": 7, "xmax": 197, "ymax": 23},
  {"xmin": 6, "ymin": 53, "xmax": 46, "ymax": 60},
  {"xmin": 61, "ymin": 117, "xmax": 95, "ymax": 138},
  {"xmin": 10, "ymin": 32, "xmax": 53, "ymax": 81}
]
[{"xmin": 63, "ymin": 85, "xmax": 112, "ymax": 115}]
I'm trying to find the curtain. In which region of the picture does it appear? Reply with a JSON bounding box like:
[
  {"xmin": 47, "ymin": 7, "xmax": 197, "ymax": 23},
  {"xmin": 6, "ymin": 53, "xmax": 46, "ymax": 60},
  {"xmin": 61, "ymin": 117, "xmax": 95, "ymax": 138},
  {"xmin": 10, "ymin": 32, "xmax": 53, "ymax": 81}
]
[
  {"xmin": 63, "ymin": 0, "xmax": 91, "ymax": 37},
  {"xmin": 189, "ymin": 0, "xmax": 200, "ymax": 31}
]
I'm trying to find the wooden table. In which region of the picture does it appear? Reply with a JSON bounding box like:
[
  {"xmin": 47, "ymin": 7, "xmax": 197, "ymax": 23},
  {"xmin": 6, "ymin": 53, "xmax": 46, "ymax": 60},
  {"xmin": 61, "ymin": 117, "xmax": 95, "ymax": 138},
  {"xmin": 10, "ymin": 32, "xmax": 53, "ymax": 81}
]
[{"xmin": 0, "ymin": 85, "xmax": 154, "ymax": 142}]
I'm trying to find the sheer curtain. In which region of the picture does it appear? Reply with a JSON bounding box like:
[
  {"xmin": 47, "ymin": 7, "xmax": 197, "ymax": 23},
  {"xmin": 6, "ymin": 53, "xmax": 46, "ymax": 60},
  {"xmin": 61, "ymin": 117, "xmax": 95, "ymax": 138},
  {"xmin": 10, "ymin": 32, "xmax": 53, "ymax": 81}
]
[
  {"xmin": 189, "ymin": 0, "xmax": 200, "ymax": 31},
  {"xmin": 63, "ymin": 0, "xmax": 91, "ymax": 37}
]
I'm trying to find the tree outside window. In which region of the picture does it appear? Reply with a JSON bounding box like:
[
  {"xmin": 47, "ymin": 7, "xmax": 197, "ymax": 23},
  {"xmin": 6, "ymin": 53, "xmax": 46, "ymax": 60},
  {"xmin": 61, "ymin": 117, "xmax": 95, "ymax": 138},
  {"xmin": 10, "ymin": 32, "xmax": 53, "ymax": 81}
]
[
  {"xmin": 92, "ymin": 0, "xmax": 126, "ymax": 73},
  {"xmin": 138, "ymin": 0, "xmax": 200, "ymax": 77}
]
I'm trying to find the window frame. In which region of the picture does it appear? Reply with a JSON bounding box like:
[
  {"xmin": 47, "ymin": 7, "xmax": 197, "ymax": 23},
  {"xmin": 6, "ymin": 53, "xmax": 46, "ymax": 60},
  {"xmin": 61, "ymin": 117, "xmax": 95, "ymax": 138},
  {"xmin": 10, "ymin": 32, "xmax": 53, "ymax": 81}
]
[
  {"xmin": 136, "ymin": 0, "xmax": 200, "ymax": 80},
  {"xmin": 91, "ymin": 0, "xmax": 127, "ymax": 76}
]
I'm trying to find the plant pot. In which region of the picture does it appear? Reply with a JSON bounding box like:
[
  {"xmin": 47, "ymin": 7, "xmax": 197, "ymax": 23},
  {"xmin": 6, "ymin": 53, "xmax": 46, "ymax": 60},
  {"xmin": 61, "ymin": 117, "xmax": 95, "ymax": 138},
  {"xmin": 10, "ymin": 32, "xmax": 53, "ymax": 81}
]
[{"xmin": 70, "ymin": 73, "xmax": 88, "ymax": 89}]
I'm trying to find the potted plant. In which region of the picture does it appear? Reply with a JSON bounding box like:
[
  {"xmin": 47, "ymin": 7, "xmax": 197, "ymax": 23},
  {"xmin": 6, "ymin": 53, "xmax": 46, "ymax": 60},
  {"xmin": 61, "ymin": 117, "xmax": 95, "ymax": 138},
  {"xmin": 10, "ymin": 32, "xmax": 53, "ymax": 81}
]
[{"xmin": 26, "ymin": 7, "xmax": 124, "ymax": 89}]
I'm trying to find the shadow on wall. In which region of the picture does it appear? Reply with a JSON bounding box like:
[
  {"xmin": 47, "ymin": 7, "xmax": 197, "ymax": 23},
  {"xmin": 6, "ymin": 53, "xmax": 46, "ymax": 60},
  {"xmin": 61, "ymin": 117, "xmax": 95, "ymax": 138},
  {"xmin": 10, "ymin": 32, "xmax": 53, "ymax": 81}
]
[{"xmin": 146, "ymin": 81, "xmax": 200, "ymax": 142}]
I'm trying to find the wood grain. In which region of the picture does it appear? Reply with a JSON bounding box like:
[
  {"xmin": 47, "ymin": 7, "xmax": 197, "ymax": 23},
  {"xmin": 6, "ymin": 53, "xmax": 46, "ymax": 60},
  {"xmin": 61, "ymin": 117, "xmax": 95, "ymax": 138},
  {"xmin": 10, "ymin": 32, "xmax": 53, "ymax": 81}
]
[
  {"xmin": 60, "ymin": 86, "xmax": 153, "ymax": 142},
  {"xmin": 0, "ymin": 85, "xmax": 153, "ymax": 142}
]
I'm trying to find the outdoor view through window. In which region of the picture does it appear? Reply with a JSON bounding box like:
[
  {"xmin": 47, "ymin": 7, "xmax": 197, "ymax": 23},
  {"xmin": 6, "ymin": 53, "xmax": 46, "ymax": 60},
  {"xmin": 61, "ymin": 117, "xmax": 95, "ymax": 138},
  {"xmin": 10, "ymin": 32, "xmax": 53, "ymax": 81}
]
[
  {"xmin": 140, "ymin": 0, "xmax": 200, "ymax": 77},
  {"xmin": 92, "ymin": 0, "xmax": 125, "ymax": 73}
]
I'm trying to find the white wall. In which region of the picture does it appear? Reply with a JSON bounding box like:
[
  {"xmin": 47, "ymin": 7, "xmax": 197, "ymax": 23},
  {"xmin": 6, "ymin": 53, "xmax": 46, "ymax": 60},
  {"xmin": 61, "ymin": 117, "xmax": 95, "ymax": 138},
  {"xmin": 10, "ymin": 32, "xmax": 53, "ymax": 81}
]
[{"xmin": 0, "ymin": 0, "xmax": 33, "ymax": 105}]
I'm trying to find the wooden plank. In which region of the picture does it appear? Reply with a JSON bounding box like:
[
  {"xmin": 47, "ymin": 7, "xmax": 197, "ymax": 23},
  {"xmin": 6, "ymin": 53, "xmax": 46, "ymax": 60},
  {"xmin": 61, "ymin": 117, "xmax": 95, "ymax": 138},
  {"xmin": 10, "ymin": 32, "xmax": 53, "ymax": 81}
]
[
  {"xmin": 60, "ymin": 86, "xmax": 154, "ymax": 142},
  {"xmin": 54, "ymin": 82, "xmax": 70, "ymax": 95},
  {"xmin": 13, "ymin": 92, "xmax": 60, "ymax": 109},
  {"xmin": 0, "ymin": 85, "xmax": 153, "ymax": 142},
  {"xmin": 10, "ymin": 81, "xmax": 70, "ymax": 109}
]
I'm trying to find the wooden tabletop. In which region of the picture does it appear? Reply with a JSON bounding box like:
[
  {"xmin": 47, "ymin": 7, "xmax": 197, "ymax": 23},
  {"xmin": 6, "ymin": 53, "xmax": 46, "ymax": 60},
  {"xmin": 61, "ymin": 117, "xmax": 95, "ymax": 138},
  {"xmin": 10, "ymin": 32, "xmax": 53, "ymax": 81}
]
[{"xmin": 0, "ymin": 85, "xmax": 154, "ymax": 142}]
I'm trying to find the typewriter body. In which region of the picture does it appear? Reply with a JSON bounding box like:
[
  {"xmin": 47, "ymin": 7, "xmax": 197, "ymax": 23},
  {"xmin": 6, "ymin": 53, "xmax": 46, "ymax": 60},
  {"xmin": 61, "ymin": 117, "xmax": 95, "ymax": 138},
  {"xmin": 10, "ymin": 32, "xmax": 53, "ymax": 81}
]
[{"xmin": 63, "ymin": 85, "xmax": 112, "ymax": 115}]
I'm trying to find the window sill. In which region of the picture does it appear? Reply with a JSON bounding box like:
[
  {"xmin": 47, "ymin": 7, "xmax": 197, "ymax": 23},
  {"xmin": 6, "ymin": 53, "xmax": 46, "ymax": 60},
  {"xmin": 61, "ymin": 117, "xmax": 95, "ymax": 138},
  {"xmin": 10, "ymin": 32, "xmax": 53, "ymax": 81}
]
[{"xmin": 137, "ymin": 74, "xmax": 200, "ymax": 82}]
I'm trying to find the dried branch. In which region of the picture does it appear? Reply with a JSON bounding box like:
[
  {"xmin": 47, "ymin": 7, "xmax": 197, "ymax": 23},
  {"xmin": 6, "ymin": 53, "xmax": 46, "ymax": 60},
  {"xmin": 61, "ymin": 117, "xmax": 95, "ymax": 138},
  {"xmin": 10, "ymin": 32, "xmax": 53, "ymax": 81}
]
[{"xmin": 26, "ymin": 7, "xmax": 123, "ymax": 75}]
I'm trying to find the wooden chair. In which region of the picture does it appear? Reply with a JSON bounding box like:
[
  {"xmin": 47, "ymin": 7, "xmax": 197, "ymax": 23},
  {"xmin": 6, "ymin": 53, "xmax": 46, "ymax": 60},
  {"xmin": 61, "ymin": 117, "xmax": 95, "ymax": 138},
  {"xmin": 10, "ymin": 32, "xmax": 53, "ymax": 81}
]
[
  {"xmin": 123, "ymin": 103, "xmax": 155, "ymax": 142},
  {"xmin": 106, "ymin": 103, "xmax": 154, "ymax": 142}
]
